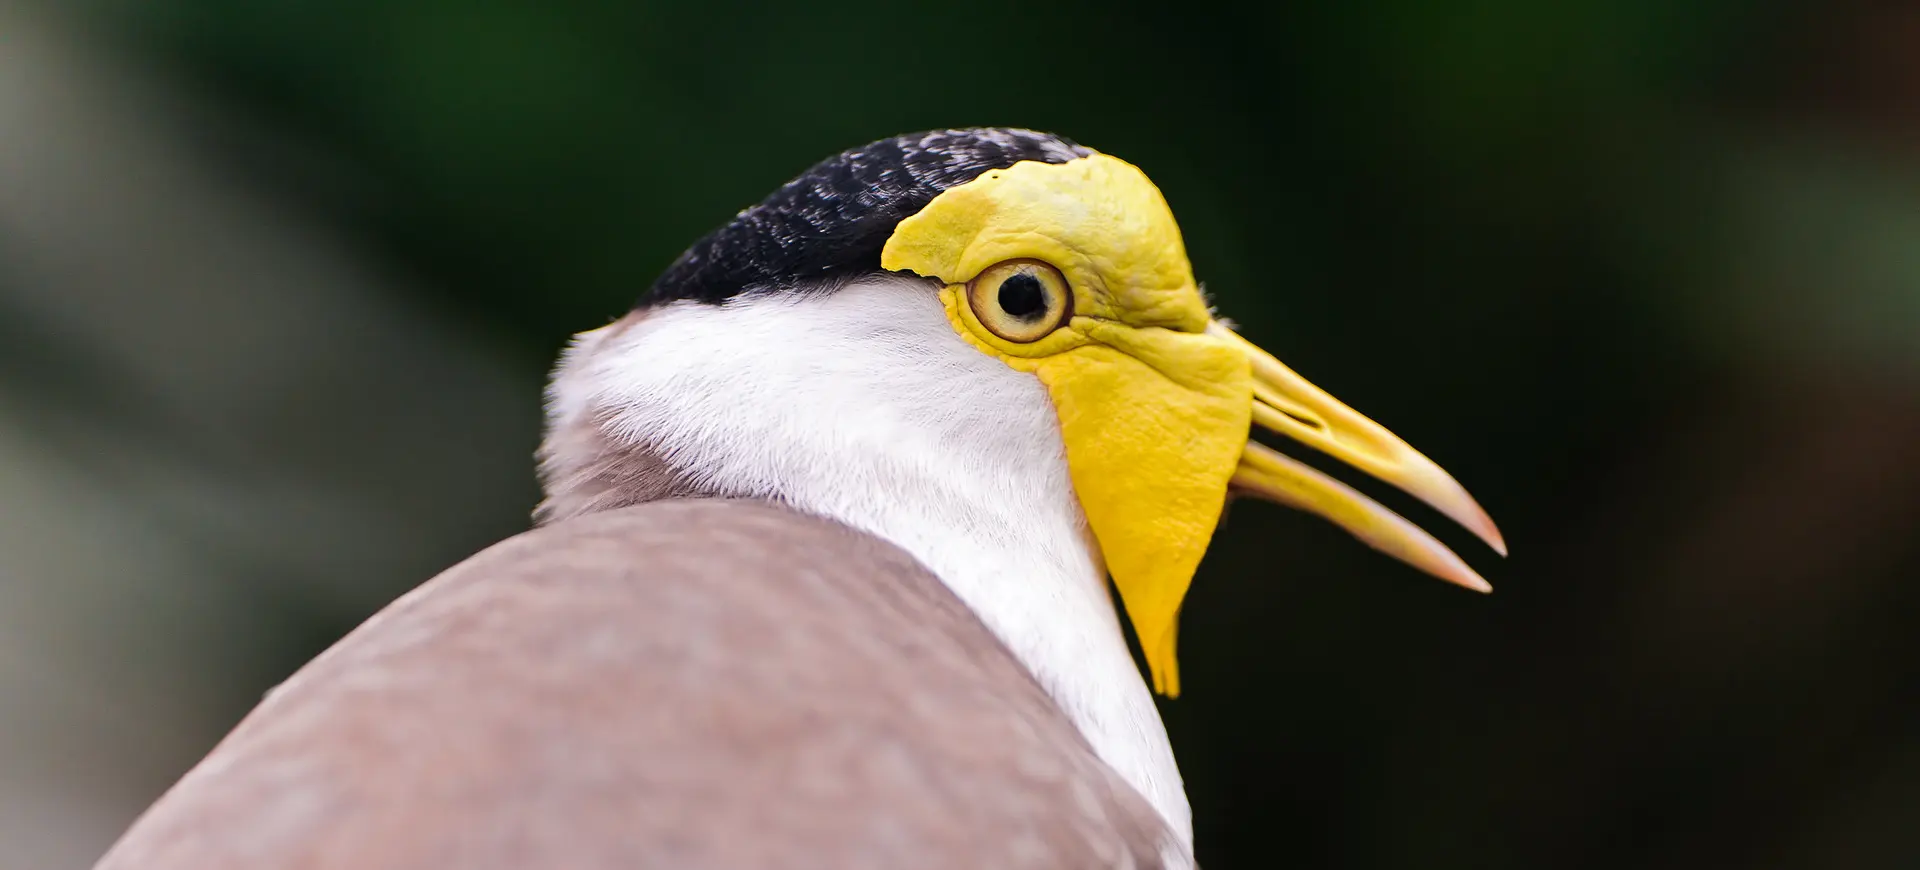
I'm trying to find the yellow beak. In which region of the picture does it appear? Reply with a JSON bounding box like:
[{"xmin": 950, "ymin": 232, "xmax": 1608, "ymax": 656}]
[{"xmin": 1215, "ymin": 322, "xmax": 1507, "ymax": 592}]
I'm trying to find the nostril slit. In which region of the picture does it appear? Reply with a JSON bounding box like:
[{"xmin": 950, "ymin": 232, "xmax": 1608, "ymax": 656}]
[{"xmin": 1284, "ymin": 410, "xmax": 1325, "ymax": 431}]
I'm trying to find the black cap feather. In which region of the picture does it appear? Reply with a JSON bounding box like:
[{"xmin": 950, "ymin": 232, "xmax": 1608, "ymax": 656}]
[{"xmin": 640, "ymin": 129, "xmax": 1091, "ymax": 307}]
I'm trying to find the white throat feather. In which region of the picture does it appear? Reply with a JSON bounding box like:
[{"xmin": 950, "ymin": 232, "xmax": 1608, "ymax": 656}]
[{"xmin": 540, "ymin": 275, "xmax": 1194, "ymax": 855}]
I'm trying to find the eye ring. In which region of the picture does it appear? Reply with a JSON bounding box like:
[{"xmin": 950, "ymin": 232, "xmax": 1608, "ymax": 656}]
[{"xmin": 965, "ymin": 259, "xmax": 1073, "ymax": 343}]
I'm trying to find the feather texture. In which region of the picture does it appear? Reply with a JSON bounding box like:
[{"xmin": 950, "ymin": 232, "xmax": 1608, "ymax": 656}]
[{"xmin": 94, "ymin": 501, "xmax": 1175, "ymax": 869}]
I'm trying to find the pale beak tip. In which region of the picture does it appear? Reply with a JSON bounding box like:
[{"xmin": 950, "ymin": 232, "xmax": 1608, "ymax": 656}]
[
  {"xmin": 1481, "ymin": 522, "xmax": 1509, "ymax": 558},
  {"xmin": 1453, "ymin": 495, "xmax": 1508, "ymax": 557},
  {"xmin": 1440, "ymin": 561, "xmax": 1494, "ymax": 595}
]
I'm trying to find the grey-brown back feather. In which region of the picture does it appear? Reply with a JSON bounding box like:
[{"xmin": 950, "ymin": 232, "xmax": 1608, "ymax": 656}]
[
  {"xmin": 94, "ymin": 500, "xmax": 1171, "ymax": 869},
  {"xmin": 533, "ymin": 402, "xmax": 701, "ymax": 525}
]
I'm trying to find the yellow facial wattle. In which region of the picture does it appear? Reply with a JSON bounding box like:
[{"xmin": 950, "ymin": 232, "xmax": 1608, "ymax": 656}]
[{"xmin": 882, "ymin": 151, "xmax": 1505, "ymax": 698}]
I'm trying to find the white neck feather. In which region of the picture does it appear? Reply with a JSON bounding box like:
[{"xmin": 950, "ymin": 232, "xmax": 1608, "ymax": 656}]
[{"xmin": 548, "ymin": 276, "xmax": 1193, "ymax": 857}]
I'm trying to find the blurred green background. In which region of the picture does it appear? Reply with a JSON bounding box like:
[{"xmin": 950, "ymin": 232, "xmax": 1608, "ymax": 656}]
[{"xmin": 3, "ymin": 0, "xmax": 1916, "ymax": 866}]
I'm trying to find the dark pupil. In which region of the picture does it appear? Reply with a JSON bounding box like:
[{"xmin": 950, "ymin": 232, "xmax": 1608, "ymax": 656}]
[{"xmin": 997, "ymin": 272, "xmax": 1048, "ymax": 321}]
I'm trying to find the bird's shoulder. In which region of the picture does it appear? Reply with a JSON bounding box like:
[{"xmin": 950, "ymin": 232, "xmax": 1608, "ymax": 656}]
[{"xmin": 94, "ymin": 499, "xmax": 1174, "ymax": 870}]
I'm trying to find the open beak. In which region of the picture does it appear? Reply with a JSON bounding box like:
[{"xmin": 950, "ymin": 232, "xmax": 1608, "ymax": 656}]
[
  {"xmin": 1027, "ymin": 317, "xmax": 1505, "ymax": 697},
  {"xmin": 1210, "ymin": 322, "xmax": 1506, "ymax": 593}
]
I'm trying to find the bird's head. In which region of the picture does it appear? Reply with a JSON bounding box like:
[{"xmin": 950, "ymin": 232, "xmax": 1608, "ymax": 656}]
[{"xmin": 543, "ymin": 128, "xmax": 1504, "ymax": 697}]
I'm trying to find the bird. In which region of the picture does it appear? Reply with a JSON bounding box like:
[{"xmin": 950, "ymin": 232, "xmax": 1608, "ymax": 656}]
[{"xmin": 93, "ymin": 128, "xmax": 1504, "ymax": 870}]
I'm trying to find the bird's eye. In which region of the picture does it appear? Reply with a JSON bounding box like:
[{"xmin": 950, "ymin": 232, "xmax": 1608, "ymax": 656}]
[{"xmin": 966, "ymin": 260, "xmax": 1072, "ymax": 343}]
